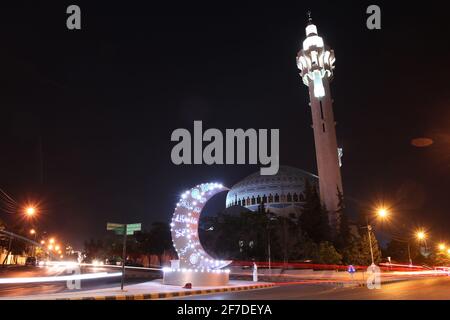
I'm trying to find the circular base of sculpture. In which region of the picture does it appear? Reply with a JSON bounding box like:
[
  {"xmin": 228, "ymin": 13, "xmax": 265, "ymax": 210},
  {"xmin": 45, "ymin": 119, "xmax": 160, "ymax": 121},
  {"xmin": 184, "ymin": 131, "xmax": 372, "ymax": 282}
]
[{"xmin": 163, "ymin": 270, "xmax": 229, "ymax": 286}]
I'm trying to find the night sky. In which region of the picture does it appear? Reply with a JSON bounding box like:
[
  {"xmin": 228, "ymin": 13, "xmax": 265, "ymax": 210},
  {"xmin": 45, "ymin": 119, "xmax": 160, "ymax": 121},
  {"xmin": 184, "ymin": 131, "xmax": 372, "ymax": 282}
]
[{"xmin": 0, "ymin": 1, "xmax": 449, "ymax": 248}]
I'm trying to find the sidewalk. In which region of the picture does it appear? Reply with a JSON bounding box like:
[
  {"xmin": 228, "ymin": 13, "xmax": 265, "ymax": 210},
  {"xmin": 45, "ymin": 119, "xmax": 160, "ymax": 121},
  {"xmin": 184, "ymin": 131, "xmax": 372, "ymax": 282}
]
[{"xmin": 3, "ymin": 279, "xmax": 275, "ymax": 300}]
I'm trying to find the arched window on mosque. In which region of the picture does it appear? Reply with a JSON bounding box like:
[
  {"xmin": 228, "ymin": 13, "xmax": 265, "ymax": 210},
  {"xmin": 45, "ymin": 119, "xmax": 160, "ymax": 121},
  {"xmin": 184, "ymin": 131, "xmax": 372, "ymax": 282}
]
[
  {"xmin": 280, "ymin": 194, "xmax": 286, "ymax": 202},
  {"xmin": 287, "ymin": 193, "xmax": 292, "ymax": 202},
  {"xmin": 246, "ymin": 197, "xmax": 251, "ymax": 206},
  {"xmin": 268, "ymin": 194, "xmax": 273, "ymax": 203},
  {"xmin": 299, "ymin": 193, "xmax": 305, "ymax": 201},
  {"xmin": 251, "ymin": 196, "xmax": 256, "ymax": 205},
  {"xmin": 256, "ymin": 195, "xmax": 261, "ymax": 204},
  {"xmin": 274, "ymin": 194, "xmax": 280, "ymax": 202},
  {"xmin": 293, "ymin": 193, "xmax": 299, "ymax": 202},
  {"xmin": 262, "ymin": 195, "xmax": 267, "ymax": 203}
]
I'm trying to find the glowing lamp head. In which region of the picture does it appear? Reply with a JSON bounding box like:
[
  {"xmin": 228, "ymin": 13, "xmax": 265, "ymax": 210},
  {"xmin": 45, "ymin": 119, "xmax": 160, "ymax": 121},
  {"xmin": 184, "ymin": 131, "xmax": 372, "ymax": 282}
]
[
  {"xmin": 25, "ymin": 207, "xmax": 36, "ymax": 217},
  {"xmin": 416, "ymin": 230, "xmax": 427, "ymax": 241},
  {"xmin": 438, "ymin": 243, "xmax": 446, "ymax": 251},
  {"xmin": 29, "ymin": 229, "xmax": 36, "ymax": 235},
  {"xmin": 377, "ymin": 208, "xmax": 389, "ymax": 219}
]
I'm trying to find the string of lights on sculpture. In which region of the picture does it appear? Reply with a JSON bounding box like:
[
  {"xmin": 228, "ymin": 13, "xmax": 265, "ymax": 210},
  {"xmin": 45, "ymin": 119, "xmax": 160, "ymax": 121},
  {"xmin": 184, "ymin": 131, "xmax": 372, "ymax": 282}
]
[{"xmin": 167, "ymin": 182, "xmax": 232, "ymax": 274}]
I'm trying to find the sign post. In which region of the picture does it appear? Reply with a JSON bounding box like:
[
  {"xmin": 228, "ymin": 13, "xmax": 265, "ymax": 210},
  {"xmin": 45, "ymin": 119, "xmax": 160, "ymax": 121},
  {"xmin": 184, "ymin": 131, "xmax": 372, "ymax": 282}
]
[
  {"xmin": 121, "ymin": 225, "xmax": 127, "ymax": 291},
  {"xmin": 107, "ymin": 222, "xmax": 141, "ymax": 291},
  {"xmin": 348, "ymin": 264, "xmax": 356, "ymax": 281}
]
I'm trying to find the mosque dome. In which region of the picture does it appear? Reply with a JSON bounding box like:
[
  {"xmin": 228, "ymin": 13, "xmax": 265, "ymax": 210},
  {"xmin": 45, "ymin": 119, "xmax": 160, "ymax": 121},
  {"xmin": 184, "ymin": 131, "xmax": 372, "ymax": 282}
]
[{"xmin": 225, "ymin": 166, "xmax": 318, "ymax": 215}]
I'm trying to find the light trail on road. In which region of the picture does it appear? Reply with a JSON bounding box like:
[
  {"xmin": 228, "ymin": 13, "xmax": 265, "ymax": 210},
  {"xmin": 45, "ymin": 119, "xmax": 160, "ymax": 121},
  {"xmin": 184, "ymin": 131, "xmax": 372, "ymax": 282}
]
[
  {"xmin": 0, "ymin": 272, "xmax": 122, "ymax": 284},
  {"xmin": 40, "ymin": 261, "xmax": 163, "ymax": 271}
]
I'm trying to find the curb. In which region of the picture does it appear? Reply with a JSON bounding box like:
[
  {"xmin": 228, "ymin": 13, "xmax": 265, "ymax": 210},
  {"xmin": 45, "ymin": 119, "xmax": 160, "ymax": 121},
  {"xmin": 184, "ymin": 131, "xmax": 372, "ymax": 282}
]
[
  {"xmin": 341, "ymin": 277, "xmax": 413, "ymax": 288},
  {"xmin": 56, "ymin": 283, "xmax": 275, "ymax": 300}
]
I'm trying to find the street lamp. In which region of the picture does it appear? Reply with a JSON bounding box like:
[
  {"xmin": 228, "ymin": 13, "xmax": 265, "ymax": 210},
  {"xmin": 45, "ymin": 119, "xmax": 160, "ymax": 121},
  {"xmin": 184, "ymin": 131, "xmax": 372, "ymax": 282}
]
[
  {"xmin": 25, "ymin": 206, "xmax": 36, "ymax": 217},
  {"xmin": 438, "ymin": 243, "xmax": 446, "ymax": 251},
  {"xmin": 267, "ymin": 216, "xmax": 277, "ymax": 274},
  {"xmin": 416, "ymin": 230, "xmax": 427, "ymax": 241},
  {"xmin": 415, "ymin": 229, "xmax": 429, "ymax": 256},
  {"xmin": 29, "ymin": 229, "xmax": 37, "ymax": 257},
  {"xmin": 364, "ymin": 207, "xmax": 390, "ymax": 266},
  {"xmin": 376, "ymin": 207, "xmax": 389, "ymax": 220}
]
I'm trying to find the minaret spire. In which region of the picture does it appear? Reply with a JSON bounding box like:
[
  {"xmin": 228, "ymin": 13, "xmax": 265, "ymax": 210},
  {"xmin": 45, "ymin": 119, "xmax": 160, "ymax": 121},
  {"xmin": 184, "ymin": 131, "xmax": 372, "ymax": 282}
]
[
  {"xmin": 307, "ymin": 10, "xmax": 313, "ymax": 24},
  {"xmin": 296, "ymin": 17, "xmax": 343, "ymax": 231}
]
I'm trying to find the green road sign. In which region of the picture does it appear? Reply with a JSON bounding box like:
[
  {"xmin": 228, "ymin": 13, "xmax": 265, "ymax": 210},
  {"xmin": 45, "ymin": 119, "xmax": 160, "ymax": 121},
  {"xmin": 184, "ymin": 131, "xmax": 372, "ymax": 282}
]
[
  {"xmin": 107, "ymin": 222, "xmax": 125, "ymax": 235},
  {"xmin": 107, "ymin": 223, "xmax": 124, "ymax": 230},
  {"xmin": 126, "ymin": 223, "xmax": 141, "ymax": 235},
  {"xmin": 107, "ymin": 222, "xmax": 141, "ymax": 235}
]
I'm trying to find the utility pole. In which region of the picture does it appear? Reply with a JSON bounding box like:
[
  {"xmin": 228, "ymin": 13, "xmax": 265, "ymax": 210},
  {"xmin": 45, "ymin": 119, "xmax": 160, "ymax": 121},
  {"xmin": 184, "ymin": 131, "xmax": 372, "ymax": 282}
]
[
  {"xmin": 121, "ymin": 225, "xmax": 127, "ymax": 291},
  {"xmin": 407, "ymin": 242, "xmax": 412, "ymax": 266},
  {"xmin": 268, "ymin": 227, "xmax": 271, "ymax": 275},
  {"xmin": 362, "ymin": 216, "xmax": 375, "ymax": 266},
  {"xmin": 367, "ymin": 224, "xmax": 375, "ymax": 265},
  {"xmin": 267, "ymin": 215, "xmax": 277, "ymax": 275}
]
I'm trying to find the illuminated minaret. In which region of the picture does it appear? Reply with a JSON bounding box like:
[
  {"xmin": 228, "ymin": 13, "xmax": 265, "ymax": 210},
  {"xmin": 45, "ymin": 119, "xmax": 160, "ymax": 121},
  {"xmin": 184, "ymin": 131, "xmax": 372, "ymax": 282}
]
[{"xmin": 296, "ymin": 13, "xmax": 343, "ymax": 229}]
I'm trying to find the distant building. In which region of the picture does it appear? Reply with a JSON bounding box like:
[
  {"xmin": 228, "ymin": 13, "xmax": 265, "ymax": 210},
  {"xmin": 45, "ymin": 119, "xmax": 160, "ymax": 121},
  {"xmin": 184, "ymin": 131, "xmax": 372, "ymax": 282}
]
[{"xmin": 225, "ymin": 165, "xmax": 318, "ymax": 216}]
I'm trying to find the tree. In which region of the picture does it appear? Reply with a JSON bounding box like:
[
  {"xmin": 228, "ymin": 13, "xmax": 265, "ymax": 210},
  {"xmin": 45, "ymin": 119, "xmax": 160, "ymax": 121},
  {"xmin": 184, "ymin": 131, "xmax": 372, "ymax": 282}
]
[
  {"xmin": 147, "ymin": 222, "xmax": 172, "ymax": 264},
  {"xmin": 342, "ymin": 239, "xmax": 361, "ymax": 265},
  {"xmin": 299, "ymin": 179, "xmax": 331, "ymax": 243},
  {"xmin": 361, "ymin": 232, "xmax": 382, "ymax": 265},
  {"xmin": 317, "ymin": 241, "xmax": 343, "ymax": 265},
  {"xmin": 431, "ymin": 252, "xmax": 450, "ymax": 267},
  {"xmin": 273, "ymin": 215, "xmax": 298, "ymax": 264},
  {"xmin": 83, "ymin": 238, "xmax": 107, "ymax": 262},
  {"xmin": 1, "ymin": 223, "xmax": 29, "ymax": 264},
  {"xmin": 384, "ymin": 239, "xmax": 410, "ymax": 263},
  {"xmin": 334, "ymin": 189, "xmax": 351, "ymax": 251}
]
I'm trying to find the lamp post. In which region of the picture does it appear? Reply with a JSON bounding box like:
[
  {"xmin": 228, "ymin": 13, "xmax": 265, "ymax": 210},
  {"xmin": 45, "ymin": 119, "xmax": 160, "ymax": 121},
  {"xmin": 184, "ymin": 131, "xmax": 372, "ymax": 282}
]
[
  {"xmin": 267, "ymin": 216, "xmax": 277, "ymax": 274},
  {"xmin": 407, "ymin": 242, "xmax": 412, "ymax": 266},
  {"xmin": 29, "ymin": 229, "xmax": 37, "ymax": 258},
  {"xmin": 366, "ymin": 220, "xmax": 375, "ymax": 266},
  {"xmin": 364, "ymin": 206, "xmax": 389, "ymax": 266},
  {"xmin": 24, "ymin": 206, "xmax": 37, "ymax": 258},
  {"xmin": 415, "ymin": 229, "xmax": 428, "ymax": 255}
]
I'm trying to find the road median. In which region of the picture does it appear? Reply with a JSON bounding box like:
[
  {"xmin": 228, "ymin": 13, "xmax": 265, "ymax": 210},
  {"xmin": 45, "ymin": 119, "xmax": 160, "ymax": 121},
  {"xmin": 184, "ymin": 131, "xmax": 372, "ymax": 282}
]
[{"xmin": 4, "ymin": 280, "xmax": 275, "ymax": 300}]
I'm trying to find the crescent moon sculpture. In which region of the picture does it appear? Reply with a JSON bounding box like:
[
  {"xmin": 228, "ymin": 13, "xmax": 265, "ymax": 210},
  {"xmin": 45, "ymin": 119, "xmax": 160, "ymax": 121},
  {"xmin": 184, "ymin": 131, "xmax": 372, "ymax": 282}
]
[{"xmin": 170, "ymin": 182, "xmax": 232, "ymax": 270}]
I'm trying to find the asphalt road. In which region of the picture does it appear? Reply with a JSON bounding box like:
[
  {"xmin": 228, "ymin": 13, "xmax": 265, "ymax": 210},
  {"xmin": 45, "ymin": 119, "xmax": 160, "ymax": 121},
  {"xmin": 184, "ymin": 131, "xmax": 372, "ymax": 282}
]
[
  {"xmin": 173, "ymin": 277, "xmax": 450, "ymax": 300},
  {"xmin": 0, "ymin": 265, "xmax": 158, "ymax": 297}
]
